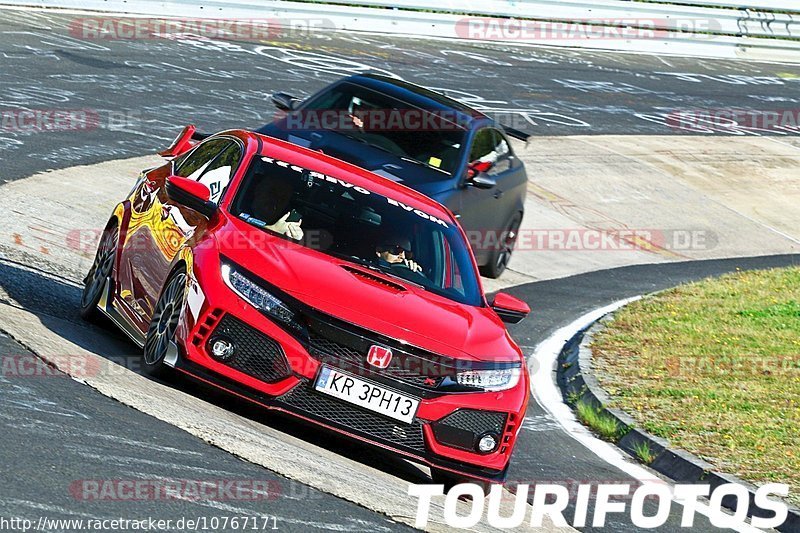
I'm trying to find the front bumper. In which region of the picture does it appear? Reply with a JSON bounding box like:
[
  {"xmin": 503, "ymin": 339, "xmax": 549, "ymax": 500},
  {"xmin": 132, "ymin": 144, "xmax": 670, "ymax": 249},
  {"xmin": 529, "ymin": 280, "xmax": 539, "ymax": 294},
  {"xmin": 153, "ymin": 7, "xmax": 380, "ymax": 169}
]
[
  {"xmin": 173, "ymin": 356, "xmax": 512, "ymax": 483},
  {"xmin": 177, "ymin": 253, "xmax": 528, "ymax": 481}
]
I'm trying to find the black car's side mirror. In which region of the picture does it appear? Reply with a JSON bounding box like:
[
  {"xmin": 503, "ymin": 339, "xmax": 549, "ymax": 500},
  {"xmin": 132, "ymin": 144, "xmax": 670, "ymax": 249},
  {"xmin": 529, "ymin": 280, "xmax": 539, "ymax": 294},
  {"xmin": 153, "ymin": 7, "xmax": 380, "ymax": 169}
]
[
  {"xmin": 470, "ymin": 174, "xmax": 497, "ymax": 189},
  {"xmin": 466, "ymin": 160, "xmax": 497, "ymax": 189},
  {"xmin": 165, "ymin": 176, "xmax": 217, "ymax": 218},
  {"xmin": 271, "ymin": 92, "xmax": 301, "ymax": 111}
]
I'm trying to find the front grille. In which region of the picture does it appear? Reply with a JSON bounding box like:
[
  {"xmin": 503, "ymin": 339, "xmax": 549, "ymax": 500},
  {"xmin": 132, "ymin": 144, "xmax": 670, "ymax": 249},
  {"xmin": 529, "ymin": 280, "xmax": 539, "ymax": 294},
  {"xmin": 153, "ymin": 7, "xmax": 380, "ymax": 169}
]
[
  {"xmin": 305, "ymin": 315, "xmax": 457, "ymax": 390},
  {"xmin": 210, "ymin": 315, "xmax": 292, "ymax": 384},
  {"xmin": 432, "ymin": 409, "xmax": 507, "ymax": 452},
  {"xmin": 277, "ymin": 380, "xmax": 426, "ymax": 452}
]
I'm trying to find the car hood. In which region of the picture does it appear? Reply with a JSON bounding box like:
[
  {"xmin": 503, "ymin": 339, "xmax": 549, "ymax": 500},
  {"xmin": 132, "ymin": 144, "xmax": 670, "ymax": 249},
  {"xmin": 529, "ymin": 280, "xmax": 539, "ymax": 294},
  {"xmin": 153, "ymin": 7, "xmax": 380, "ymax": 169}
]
[
  {"xmin": 219, "ymin": 217, "xmax": 520, "ymax": 363},
  {"xmin": 258, "ymin": 123, "xmax": 456, "ymax": 195}
]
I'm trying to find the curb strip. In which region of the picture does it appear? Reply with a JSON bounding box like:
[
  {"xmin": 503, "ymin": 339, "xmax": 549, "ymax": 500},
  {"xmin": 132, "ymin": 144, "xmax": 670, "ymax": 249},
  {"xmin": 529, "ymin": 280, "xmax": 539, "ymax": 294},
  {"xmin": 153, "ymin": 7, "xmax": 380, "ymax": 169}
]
[{"xmin": 558, "ymin": 312, "xmax": 800, "ymax": 532}]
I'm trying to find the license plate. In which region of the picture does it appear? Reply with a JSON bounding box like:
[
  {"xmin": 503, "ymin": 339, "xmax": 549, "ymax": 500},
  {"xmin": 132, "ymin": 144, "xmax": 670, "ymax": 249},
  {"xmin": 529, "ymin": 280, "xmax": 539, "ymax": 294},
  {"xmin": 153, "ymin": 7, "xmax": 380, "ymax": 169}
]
[{"xmin": 314, "ymin": 366, "xmax": 419, "ymax": 424}]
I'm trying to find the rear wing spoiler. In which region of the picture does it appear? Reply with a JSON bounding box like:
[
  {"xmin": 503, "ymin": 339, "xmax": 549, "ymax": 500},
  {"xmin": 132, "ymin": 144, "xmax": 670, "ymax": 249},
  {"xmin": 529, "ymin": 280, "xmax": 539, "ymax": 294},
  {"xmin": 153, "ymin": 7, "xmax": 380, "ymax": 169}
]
[
  {"xmin": 501, "ymin": 125, "xmax": 531, "ymax": 144},
  {"xmin": 158, "ymin": 125, "xmax": 210, "ymax": 158}
]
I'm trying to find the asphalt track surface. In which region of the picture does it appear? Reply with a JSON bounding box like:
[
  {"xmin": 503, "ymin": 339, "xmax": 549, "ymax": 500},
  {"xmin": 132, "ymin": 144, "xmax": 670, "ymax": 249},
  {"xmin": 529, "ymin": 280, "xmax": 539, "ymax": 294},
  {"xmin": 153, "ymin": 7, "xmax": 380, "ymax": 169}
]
[
  {"xmin": 2, "ymin": 7, "xmax": 800, "ymax": 532},
  {"xmin": 0, "ymin": 329, "xmax": 411, "ymax": 532},
  {"xmin": 2, "ymin": 8, "xmax": 800, "ymax": 184}
]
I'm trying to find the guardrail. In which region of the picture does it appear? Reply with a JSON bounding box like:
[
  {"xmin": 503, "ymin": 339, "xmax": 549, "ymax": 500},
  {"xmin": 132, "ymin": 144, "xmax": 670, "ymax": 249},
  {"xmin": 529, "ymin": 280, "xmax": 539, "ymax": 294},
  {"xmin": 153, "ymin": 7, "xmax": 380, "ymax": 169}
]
[
  {"xmin": 635, "ymin": 0, "xmax": 797, "ymax": 11},
  {"xmin": 288, "ymin": 0, "xmax": 800, "ymax": 14},
  {"xmin": 3, "ymin": 0, "xmax": 800, "ymax": 62},
  {"xmin": 300, "ymin": 0, "xmax": 799, "ymax": 39}
]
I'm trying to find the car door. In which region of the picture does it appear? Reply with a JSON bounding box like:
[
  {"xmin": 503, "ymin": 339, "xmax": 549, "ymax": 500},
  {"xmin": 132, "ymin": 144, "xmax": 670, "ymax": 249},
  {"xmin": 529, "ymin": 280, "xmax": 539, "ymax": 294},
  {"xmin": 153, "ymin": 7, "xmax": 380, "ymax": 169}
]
[
  {"xmin": 454, "ymin": 127, "xmax": 520, "ymax": 264},
  {"xmin": 486, "ymin": 127, "xmax": 526, "ymax": 230},
  {"xmin": 118, "ymin": 137, "xmax": 242, "ymax": 328}
]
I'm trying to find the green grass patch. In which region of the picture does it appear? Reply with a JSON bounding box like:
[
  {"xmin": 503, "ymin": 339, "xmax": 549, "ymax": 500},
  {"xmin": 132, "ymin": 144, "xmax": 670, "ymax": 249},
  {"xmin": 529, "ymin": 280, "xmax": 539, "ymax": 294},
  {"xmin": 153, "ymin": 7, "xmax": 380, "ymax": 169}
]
[
  {"xmin": 633, "ymin": 440, "xmax": 656, "ymax": 464},
  {"xmin": 567, "ymin": 390, "xmax": 582, "ymax": 405},
  {"xmin": 592, "ymin": 266, "xmax": 800, "ymax": 505},
  {"xmin": 575, "ymin": 400, "xmax": 627, "ymax": 441}
]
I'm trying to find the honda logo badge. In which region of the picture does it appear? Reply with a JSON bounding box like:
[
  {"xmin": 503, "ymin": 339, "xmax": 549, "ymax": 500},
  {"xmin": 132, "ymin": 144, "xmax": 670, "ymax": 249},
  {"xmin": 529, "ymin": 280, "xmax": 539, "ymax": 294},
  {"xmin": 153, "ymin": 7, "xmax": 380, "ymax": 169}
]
[{"xmin": 367, "ymin": 345, "xmax": 392, "ymax": 369}]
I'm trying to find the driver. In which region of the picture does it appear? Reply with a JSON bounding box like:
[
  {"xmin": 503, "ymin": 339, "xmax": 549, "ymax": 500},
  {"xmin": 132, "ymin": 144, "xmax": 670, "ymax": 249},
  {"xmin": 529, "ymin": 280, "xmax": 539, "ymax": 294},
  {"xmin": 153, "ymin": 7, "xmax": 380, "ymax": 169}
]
[
  {"xmin": 376, "ymin": 236, "xmax": 422, "ymax": 273},
  {"xmin": 248, "ymin": 174, "xmax": 304, "ymax": 241}
]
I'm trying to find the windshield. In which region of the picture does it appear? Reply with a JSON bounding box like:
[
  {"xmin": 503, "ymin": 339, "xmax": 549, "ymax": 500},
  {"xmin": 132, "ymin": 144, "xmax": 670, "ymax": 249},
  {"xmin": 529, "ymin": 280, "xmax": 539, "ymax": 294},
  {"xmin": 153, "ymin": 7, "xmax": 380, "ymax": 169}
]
[
  {"xmin": 231, "ymin": 154, "xmax": 482, "ymax": 306},
  {"xmin": 300, "ymin": 82, "xmax": 468, "ymax": 175}
]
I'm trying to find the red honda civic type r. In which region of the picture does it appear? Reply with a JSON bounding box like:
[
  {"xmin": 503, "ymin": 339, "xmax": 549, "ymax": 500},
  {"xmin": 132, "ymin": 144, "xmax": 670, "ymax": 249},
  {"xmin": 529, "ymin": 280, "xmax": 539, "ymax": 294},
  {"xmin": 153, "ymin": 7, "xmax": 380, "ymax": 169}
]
[{"xmin": 80, "ymin": 126, "xmax": 531, "ymax": 484}]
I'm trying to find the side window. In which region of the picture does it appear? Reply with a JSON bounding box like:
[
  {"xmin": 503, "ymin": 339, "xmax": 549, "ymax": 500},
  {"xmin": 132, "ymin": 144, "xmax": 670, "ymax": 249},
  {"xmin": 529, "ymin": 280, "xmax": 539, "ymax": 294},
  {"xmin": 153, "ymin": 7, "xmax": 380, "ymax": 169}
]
[
  {"xmin": 468, "ymin": 128, "xmax": 512, "ymax": 175},
  {"xmin": 175, "ymin": 138, "xmax": 241, "ymax": 204},
  {"xmin": 175, "ymin": 139, "xmax": 227, "ymax": 178},
  {"xmin": 488, "ymin": 129, "xmax": 511, "ymax": 174},
  {"xmin": 469, "ymin": 128, "xmax": 496, "ymax": 163}
]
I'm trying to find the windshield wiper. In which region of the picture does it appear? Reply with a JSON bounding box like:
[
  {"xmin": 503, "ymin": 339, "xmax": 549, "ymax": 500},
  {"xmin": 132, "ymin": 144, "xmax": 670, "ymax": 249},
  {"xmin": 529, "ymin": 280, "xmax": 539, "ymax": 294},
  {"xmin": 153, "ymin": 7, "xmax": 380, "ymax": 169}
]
[
  {"xmin": 329, "ymin": 130, "xmax": 450, "ymax": 175},
  {"xmin": 398, "ymin": 156, "xmax": 450, "ymax": 175},
  {"xmin": 330, "ymin": 130, "xmax": 410, "ymax": 158}
]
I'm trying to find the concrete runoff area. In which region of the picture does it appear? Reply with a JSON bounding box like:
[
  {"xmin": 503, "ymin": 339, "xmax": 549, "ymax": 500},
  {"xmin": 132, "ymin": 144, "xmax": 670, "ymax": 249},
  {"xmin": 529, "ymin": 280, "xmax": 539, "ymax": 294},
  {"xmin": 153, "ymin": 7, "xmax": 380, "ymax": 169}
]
[{"xmin": 492, "ymin": 135, "xmax": 800, "ymax": 291}]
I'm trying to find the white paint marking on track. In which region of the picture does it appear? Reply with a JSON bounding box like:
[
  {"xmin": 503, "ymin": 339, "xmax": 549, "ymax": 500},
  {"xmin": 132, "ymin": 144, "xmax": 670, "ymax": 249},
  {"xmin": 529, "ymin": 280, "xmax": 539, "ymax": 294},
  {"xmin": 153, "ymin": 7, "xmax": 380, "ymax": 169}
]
[{"xmin": 528, "ymin": 297, "xmax": 766, "ymax": 533}]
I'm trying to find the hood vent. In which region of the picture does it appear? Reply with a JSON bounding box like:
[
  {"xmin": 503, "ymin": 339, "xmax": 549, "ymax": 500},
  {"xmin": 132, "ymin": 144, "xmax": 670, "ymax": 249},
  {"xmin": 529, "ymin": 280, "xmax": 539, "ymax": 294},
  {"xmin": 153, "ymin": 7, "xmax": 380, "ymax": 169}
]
[{"xmin": 341, "ymin": 265, "xmax": 407, "ymax": 293}]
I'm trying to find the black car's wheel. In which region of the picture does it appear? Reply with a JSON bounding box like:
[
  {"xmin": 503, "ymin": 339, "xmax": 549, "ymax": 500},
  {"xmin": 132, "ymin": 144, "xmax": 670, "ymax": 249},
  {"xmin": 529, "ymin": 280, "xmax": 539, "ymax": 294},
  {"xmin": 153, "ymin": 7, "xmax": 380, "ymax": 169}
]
[
  {"xmin": 143, "ymin": 268, "xmax": 187, "ymax": 377},
  {"xmin": 480, "ymin": 214, "xmax": 521, "ymax": 279},
  {"xmin": 80, "ymin": 224, "xmax": 118, "ymax": 322}
]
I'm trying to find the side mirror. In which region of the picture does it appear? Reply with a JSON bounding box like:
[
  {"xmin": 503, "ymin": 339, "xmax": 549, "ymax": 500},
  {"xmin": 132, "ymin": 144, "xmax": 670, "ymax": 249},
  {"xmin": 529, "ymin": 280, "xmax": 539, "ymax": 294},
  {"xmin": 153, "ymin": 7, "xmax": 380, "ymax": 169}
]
[
  {"xmin": 491, "ymin": 292, "xmax": 530, "ymax": 324},
  {"xmin": 165, "ymin": 175, "xmax": 217, "ymax": 218},
  {"xmin": 466, "ymin": 161, "xmax": 496, "ymax": 188},
  {"xmin": 271, "ymin": 92, "xmax": 300, "ymax": 111}
]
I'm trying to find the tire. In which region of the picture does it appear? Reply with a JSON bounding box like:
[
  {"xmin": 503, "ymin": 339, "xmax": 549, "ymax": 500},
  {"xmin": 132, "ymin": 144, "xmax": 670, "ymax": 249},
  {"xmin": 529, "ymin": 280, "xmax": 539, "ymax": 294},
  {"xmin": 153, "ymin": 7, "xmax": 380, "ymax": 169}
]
[
  {"xmin": 142, "ymin": 268, "xmax": 187, "ymax": 377},
  {"xmin": 480, "ymin": 213, "xmax": 521, "ymax": 279},
  {"xmin": 80, "ymin": 224, "xmax": 118, "ymax": 322}
]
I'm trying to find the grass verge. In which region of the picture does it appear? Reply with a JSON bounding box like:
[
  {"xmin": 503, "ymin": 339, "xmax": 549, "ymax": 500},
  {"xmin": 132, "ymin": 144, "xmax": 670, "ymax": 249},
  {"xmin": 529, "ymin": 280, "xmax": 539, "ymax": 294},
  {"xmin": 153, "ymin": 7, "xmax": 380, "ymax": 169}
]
[{"xmin": 591, "ymin": 266, "xmax": 800, "ymax": 505}]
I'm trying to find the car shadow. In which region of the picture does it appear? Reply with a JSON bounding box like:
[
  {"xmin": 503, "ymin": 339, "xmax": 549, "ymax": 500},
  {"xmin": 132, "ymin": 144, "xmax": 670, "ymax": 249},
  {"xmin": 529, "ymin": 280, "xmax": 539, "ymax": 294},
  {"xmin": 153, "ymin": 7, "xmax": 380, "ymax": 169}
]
[{"xmin": 0, "ymin": 259, "xmax": 432, "ymax": 485}]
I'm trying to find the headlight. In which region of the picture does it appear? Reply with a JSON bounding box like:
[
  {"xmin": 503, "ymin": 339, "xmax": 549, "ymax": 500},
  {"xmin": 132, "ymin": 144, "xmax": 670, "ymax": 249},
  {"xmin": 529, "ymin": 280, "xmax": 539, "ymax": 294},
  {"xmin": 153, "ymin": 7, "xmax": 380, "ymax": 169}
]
[
  {"xmin": 456, "ymin": 367, "xmax": 520, "ymax": 391},
  {"xmin": 221, "ymin": 263, "xmax": 296, "ymax": 327}
]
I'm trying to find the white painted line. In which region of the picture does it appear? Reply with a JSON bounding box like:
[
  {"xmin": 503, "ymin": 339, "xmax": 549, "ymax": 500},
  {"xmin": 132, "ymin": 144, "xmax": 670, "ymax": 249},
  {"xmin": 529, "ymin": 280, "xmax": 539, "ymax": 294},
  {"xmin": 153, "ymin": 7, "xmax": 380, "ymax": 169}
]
[{"xmin": 528, "ymin": 297, "xmax": 765, "ymax": 532}]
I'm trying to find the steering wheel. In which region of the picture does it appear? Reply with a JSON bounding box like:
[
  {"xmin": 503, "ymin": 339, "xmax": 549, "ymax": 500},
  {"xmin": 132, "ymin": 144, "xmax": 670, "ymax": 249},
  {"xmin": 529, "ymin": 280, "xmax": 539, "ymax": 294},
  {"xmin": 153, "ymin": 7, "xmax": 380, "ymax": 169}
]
[{"xmin": 388, "ymin": 261, "xmax": 428, "ymax": 285}]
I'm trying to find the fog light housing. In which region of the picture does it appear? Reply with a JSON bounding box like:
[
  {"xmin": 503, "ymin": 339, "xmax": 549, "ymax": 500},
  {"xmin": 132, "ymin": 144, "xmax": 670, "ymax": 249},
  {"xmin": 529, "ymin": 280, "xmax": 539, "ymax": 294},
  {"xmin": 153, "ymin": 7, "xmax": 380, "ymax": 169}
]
[
  {"xmin": 477, "ymin": 434, "xmax": 498, "ymax": 453},
  {"xmin": 209, "ymin": 336, "xmax": 235, "ymax": 362}
]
